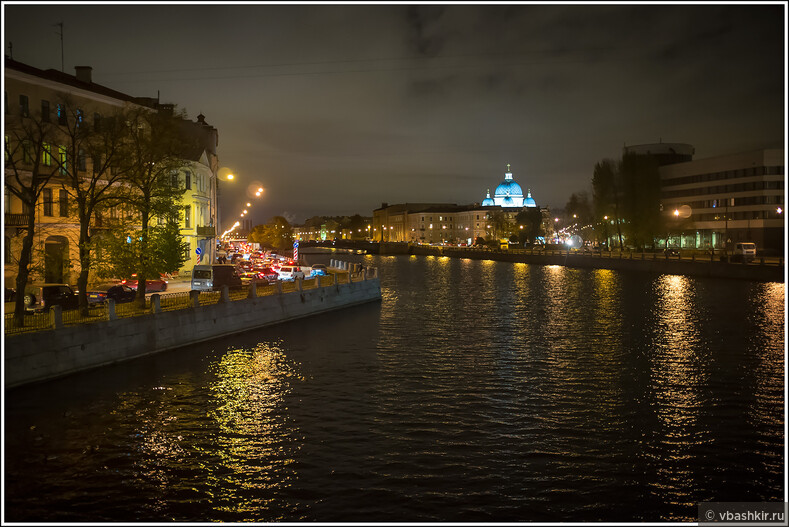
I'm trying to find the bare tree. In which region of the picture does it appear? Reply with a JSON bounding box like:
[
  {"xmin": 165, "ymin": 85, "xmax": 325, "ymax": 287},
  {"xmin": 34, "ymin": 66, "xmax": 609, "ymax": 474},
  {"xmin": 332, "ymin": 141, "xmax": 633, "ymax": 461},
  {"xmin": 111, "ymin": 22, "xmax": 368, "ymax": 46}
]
[
  {"xmin": 4, "ymin": 104, "xmax": 62, "ymax": 326},
  {"xmin": 55, "ymin": 98, "xmax": 132, "ymax": 315}
]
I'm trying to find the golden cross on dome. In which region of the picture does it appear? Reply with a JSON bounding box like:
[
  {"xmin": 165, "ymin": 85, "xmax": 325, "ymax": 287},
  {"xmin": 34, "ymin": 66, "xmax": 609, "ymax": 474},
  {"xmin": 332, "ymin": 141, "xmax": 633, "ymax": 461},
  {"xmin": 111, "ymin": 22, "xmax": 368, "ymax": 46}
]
[{"xmin": 506, "ymin": 163, "xmax": 511, "ymax": 171}]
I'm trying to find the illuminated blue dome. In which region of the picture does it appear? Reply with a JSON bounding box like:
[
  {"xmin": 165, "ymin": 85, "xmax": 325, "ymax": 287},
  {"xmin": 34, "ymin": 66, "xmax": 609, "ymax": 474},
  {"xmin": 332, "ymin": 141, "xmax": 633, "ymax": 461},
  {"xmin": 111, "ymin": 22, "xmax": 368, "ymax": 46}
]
[
  {"xmin": 493, "ymin": 165, "xmax": 524, "ymax": 207},
  {"xmin": 481, "ymin": 189, "xmax": 495, "ymax": 207},
  {"xmin": 524, "ymin": 190, "xmax": 536, "ymax": 208}
]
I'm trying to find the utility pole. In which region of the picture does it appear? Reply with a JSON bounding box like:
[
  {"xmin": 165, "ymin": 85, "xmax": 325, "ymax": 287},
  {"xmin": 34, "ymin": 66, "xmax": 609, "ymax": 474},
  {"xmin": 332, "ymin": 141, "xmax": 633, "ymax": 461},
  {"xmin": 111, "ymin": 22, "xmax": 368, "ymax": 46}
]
[{"xmin": 54, "ymin": 22, "xmax": 64, "ymax": 72}]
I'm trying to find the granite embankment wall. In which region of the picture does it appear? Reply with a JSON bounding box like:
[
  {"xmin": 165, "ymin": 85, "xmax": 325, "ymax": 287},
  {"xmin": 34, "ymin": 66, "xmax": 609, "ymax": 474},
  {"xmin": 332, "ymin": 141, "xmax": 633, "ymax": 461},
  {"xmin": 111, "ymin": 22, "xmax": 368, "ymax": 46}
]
[
  {"xmin": 409, "ymin": 245, "xmax": 784, "ymax": 282},
  {"xmin": 5, "ymin": 278, "xmax": 381, "ymax": 389}
]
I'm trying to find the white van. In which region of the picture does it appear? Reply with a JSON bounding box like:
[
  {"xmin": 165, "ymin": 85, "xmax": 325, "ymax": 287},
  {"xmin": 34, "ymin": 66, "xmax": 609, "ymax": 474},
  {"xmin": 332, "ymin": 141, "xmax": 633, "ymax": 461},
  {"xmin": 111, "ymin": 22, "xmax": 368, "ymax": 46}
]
[
  {"xmin": 277, "ymin": 265, "xmax": 305, "ymax": 281},
  {"xmin": 191, "ymin": 265, "xmax": 214, "ymax": 291},
  {"xmin": 732, "ymin": 242, "xmax": 757, "ymax": 262}
]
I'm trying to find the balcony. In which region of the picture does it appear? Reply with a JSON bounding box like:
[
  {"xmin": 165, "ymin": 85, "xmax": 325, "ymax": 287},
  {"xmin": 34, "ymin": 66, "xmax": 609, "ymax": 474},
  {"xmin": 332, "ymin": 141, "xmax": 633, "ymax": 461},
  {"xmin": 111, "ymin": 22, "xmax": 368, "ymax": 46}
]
[
  {"xmin": 196, "ymin": 225, "xmax": 216, "ymax": 237},
  {"xmin": 5, "ymin": 213, "xmax": 29, "ymax": 227}
]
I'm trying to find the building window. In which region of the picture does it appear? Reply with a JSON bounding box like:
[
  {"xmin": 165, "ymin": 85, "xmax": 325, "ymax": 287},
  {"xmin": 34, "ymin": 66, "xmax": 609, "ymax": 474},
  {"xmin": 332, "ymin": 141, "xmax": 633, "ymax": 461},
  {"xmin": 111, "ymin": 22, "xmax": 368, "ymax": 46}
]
[
  {"xmin": 171, "ymin": 173, "xmax": 179, "ymax": 188},
  {"xmin": 76, "ymin": 109, "xmax": 84, "ymax": 127},
  {"xmin": 59, "ymin": 189, "xmax": 68, "ymax": 217},
  {"xmin": 57, "ymin": 104, "xmax": 67, "ymax": 125},
  {"xmin": 19, "ymin": 95, "xmax": 29, "ymax": 117},
  {"xmin": 185, "ymin": 171, "xmax": 191, "ymax": 190},
  {"xmin": 43, "ymin": 188, "xmax": 53, "ymax": 216},
  {"xmin": 22, "ymin": 141, "xmax": 33, "ymax": 164},
  {"xmin": 58, "ymin": 145, "xmax": 67, "ymax": 175},
  {"xmin": 5, "ymin": 236, "xmax": 10, "ymax": 262},
  {"xmin": 78, "ymin": 149, "xmax": 87, "ymax": 171},
  {"xmin": 41, "ymin": 100, "xmax": 50, "ymax": 122},
  {"xmin": 42, "ymin": 143, "xmax": 52, "ymax": 166},
  {"xmin": 184, "ymin": 205, "xmax": 191, "ymax": 229},
  {"xmin": 94, "ymin": 113, "xmax": 101, "ymax": 132}
]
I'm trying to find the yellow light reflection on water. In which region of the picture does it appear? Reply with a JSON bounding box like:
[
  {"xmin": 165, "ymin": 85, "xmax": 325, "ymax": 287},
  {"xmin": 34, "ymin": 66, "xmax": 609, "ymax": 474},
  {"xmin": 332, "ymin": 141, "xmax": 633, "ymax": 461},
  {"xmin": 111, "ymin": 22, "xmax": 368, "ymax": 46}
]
[
  {"xmin": 199, "ymin": 344, "xmax": 304, "ymax": 515},
  {"xmin": 647, "ymin": 274, "xmax": 705, "ymax": 511}
]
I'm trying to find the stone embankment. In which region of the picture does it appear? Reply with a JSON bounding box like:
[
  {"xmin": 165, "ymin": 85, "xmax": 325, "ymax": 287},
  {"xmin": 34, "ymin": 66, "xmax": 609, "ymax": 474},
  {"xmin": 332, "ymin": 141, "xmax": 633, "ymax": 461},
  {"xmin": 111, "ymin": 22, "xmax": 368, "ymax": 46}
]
[
  {"xmin": 5, "ymin": 274, "xmax": 381, "ymax": 389},
  {"xmin": 409, "ymin": 245, "xmax": 784, "ymax": 283}
]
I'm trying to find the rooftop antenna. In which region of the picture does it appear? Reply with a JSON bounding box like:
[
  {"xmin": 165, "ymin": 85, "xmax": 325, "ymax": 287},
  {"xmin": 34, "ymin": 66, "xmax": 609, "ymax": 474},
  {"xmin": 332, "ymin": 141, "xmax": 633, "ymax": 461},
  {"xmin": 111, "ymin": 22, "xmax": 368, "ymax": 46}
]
[{"xmin": 54, "ymin": 22, "xmax": 63, "ymax": 71}]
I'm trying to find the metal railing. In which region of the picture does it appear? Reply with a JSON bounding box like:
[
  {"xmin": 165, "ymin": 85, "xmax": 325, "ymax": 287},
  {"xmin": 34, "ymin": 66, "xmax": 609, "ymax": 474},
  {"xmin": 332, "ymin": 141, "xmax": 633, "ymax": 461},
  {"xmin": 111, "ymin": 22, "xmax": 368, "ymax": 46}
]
[
  {"xmin": 4, "ymin": 269, "xmax": 375, "ymax": 336},
  {"xmin": 418, "ymin": 245, "xmax": 785, "ymax": 266}
]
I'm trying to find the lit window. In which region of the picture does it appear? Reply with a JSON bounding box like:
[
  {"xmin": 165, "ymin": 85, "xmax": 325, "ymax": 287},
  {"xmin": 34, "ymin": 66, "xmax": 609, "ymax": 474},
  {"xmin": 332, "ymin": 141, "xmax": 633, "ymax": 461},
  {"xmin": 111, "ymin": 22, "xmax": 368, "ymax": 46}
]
[
  {"xmin": 58, "ymin": 145, "xmax": 67, "ymax": 174},
  {"xmin": 57, "ymin": 104, "xmax": 66, "ymax": 125},
  {"xmin": 42, "ymin": 143, "xmax": 52, "ymax": 166}
]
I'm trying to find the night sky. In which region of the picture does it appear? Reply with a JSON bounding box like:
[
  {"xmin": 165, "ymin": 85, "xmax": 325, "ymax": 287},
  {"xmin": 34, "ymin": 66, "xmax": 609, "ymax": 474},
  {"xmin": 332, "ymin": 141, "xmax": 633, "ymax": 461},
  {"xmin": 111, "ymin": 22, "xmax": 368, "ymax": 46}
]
[{"xmin": 3, "ymin": 3, "xmax": 785, "ymax": 227}]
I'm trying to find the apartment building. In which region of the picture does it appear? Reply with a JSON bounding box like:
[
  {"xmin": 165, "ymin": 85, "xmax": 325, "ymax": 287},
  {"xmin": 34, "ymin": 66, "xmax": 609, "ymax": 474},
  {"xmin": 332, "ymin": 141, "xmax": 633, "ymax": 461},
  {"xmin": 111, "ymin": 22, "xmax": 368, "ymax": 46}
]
[{"xmin": 3, "ymin": 58, "xmax": 219, "ymax": 286}]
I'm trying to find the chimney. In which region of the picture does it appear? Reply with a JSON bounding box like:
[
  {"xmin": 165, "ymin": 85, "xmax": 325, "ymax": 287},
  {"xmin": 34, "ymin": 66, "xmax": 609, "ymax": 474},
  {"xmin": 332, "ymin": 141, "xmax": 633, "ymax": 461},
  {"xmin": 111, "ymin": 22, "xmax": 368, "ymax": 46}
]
[{"xmin": 75, "ymin": 66, "xmax": 92, "ymax": 83}]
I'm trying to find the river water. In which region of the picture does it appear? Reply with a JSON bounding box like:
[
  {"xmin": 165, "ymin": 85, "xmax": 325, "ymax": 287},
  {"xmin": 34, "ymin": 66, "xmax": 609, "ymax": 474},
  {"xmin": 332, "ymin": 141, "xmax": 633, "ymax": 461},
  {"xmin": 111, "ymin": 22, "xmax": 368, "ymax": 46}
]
[{"xmin": 4, "ymin": 254, "xmax": 785, "ymax": 522}]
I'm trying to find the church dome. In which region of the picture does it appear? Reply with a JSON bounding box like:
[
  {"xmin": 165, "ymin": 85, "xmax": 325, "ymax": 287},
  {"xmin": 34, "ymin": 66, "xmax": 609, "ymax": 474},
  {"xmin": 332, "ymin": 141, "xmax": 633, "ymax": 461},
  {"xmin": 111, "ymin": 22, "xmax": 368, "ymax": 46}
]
[
  {"xmin": 524, "ymin": 190, "xmax": 536, "ymax": 208},
  {"xmin": 493, "ymin": 165, "xmax": 524, "ymax": 207},
  {"xmin": 494, "ymin": 180, "xmax": 523, "ymax": 199},
  {"xmin": 481, "ymin": 189, "xmax": 495, "ymax": 207}
]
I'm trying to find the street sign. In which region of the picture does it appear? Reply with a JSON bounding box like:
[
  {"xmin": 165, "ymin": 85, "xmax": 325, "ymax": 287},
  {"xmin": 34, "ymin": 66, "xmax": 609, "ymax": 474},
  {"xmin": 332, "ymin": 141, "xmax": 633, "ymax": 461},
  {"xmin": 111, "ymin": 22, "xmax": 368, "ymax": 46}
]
[{"xmin": 195, "ymin": 247, "xmax": 202, "ymax": 255}]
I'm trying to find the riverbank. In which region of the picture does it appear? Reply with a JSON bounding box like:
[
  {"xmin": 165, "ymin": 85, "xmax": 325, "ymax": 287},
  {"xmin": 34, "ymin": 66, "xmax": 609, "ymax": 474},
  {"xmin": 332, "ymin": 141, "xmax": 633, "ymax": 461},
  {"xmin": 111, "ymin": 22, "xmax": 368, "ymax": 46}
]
[
  {"xmin": 409, "ymin": 245, "xmax": 784, "ymax": 282},
  {"xmin": 5, "ymin": 275, "xmax": 381, "ymax": 389}
]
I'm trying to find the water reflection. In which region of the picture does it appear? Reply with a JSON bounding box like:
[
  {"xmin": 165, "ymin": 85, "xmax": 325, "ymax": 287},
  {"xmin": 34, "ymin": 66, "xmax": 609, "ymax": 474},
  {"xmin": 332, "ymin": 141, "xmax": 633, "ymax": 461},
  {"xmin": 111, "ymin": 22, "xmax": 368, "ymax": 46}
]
[
  {"xmin": 646, "ymin": 275, "xmax": 708, "ymax": 517},
  {"xmin": 3, "ymin": 254, "xmax": 784, "ymax": 522},
  {"xmin": 201, "ymin": 343, "xmax": 304, "ymax": 517}
]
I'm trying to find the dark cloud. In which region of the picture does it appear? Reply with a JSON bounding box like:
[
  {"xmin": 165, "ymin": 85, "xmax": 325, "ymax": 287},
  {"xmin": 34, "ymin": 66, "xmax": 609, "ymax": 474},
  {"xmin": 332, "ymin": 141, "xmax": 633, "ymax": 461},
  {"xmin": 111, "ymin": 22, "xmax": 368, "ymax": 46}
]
[{"xmin": 3, "ymin": 3, "xmax": 784, "ymax": 224}]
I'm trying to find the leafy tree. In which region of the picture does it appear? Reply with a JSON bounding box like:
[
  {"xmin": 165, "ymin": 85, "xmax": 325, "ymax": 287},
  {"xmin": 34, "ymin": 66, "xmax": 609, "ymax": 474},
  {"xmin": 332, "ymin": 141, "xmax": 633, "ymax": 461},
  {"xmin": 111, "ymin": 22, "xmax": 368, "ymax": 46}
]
[
  {"xmin": 488, "ymin": 209, "xmax": 514, "ymax": 240},
  {"xmin": 3, "ymin": 100, "xmax": 61, "ymax": 326},
  {"xmin": 116, "ymin": 106, "xmax": 191, "ymax": 306},
  {"xmin": 249, "ymin": 216, "xmax": 293, "ymax": 251},
  {"xmin": 346, "ymin": 214, "xmax": 368, "ymax": 239},
  {"xmin": 592, "ymin": 159, "xmax": 624, "ymax": 248},
  {"xmin": 619, "ymin": 152, "xmax": 662, "ymax": 249},
  {"xmin": 516, "ymin": 208, "xmax": 544, "ymax": 245},
  {"xmin": 93, "ymin": 222, "xmax": 187, "ymax": 285},
  {"xmin": 564, "ymin": 191, "xmax": 595, "ymax": 243}
]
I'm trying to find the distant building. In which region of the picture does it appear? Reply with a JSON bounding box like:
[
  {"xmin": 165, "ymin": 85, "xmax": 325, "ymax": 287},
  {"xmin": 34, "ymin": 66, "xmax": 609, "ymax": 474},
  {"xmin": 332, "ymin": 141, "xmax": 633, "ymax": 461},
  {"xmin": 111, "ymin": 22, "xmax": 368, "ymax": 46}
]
[
  {"xmin": 373, "ymin": 164, "xmax": 550, "ymax": 245},
  {"xmin": 658, "ymin": 147, "xmax": 785, "ymax": 253},
  {"xmin": 483, "ymin": 164, "xmax": 538, "ymax": 208}
]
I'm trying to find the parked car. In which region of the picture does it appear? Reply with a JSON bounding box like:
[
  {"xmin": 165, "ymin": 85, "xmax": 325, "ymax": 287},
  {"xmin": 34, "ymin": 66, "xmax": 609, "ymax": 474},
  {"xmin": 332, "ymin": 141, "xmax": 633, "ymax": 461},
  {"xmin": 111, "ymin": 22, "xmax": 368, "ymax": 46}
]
[
  {"xmin": 23, "ymin": 284, "xmax": 79, "ymax": 313},
  {"xmin": 664, "ymin": 247, "xmax": 680, "ymax": 257},
  {"xmin": 310, "ymin": 264, "xmax": 328, "ymax": 277},
  {"xmin": 277, "ymin": 265, "xmax": 305, "ymax": 281},
  {"xmin": 87, "ymin": 283, "xmax": 137, "ymax": 305},
  {"xmin": 122, "ymin": 274, "xmax": 168, "ymax": 292}
]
